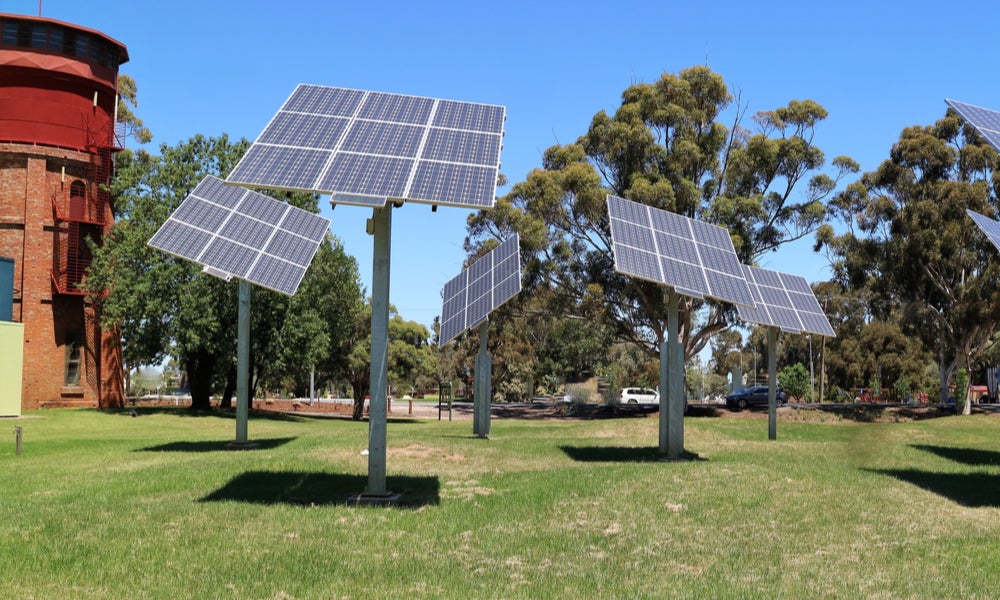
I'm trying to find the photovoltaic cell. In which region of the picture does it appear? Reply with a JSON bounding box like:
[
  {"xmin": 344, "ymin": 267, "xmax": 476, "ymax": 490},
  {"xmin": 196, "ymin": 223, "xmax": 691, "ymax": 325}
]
[
  {"xmin": 258, "ymin": 113, "xmax": 348, "ymax": 149},
  {"xmin": 227, "ymin": 84, "xmax": 506, "ymax": 209},
  {"xmin": 319, "ymin": 154, "xmax": 413, "ymax": 199},
  {"xmin": 284, "ymin": 85, "xmax": 363, "ymax": 116},
  {"xmin": 606, "ymin": 194, "xmax": 754, "ymax": 306},
  {"xmin": 946, "ymin": 99, "xmax": 1000, "ymax": 153},
  {"xmin": 340, "ymin": 121, "xmax": 424, "ymax": 157},
  {"xmin": 439, "ymin": 235, "xmax": 522, "ymax": 345},
  {"xmin": 737, "ymin": 264, "xmax": 836, "ymax": 337},
  {"xmin": 148, "ymin": 175, "xmax": 331, "ymax": 296},
  {"xmin": 967, "ymin": 209, "xmax": 1000, "ymax": 253}
]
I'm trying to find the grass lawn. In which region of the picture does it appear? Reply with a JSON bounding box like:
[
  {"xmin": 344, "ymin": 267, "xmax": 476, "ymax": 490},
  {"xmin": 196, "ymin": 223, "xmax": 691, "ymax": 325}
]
[{"xmin": 1, "ymin": 407, "xmax": 998, "ymax": 599}]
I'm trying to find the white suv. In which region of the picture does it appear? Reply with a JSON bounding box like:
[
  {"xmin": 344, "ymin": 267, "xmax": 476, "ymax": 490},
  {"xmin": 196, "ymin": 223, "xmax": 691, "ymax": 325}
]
[{"xmin": 619, "ymin": 387, "xmax": 659, "ymax": 405}]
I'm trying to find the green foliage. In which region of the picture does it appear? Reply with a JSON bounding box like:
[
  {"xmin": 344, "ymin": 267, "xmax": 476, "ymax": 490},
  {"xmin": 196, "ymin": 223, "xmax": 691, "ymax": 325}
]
[
  {"xmin": 954, "ymin": 367, "xmax": 969, "ymax": 410},
  {"xmin": 778, "ymin": 363, "xmax": 810, "ymax": 400},
  {"xmin": 893, "ymin": 376, "xmax": 911, "ymax": 402},
  {"xmin": 388, "ymin": 313, "xmax": 436, "ymax": 394},
  {"xmin": 467, "ymin": 65, "xmax": 855, "ymax": 371},
  {"xmin": 116, "ymin": 74, "xmax": 153, "ymax": 145},
  {"xmin": 823, "ymin": 384, "xmax": 851, "ymax": 403},
  {"xmin": 822, "ymin": 108, "xmax": 1000, "ymax": 402},
  {"xmin": 534, "ymin": 316, "xmax": 610, "ymax": 380},
  {"xmin": 814, "ymin": 287, "xmax": 934, "ymax": 398},
  {"xmin": 265, "ymin": 236, "xmax": 363, "ymax": 398}
]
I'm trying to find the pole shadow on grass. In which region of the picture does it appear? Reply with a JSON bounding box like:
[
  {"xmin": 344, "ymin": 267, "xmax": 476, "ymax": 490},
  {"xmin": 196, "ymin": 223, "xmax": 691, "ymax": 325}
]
[
  {"xmin": 200, "ymin": 471, "xmax": 439, "ymax": 508},
  {"xmin": 560, "ymin": 445, "xmax": 703, "ymax": 463},
  {"xmin": 911, "ymin": 444, "xmax": 1000, "ymax": 466},
  {"xmin": 136, "ymin": 437, "xmax": 296, "ymax": 453},
  {"xmin": 865, "ymin": 468, "xmax": 1000, "ymax": 508}
]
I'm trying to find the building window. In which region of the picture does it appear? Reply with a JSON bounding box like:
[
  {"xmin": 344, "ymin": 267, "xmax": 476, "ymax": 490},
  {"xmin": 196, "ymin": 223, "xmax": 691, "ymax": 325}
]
[
  {"xmin": 29, "ymin": 23, "xmax": 46, "ymax": 48},
  {"xmin": 65, "ymin": 331, "xmax": 81, "ymax": 386},
  {"xmin": 0, "ymin": 20, "xmax": 117, "ymax": 69},
  {"xmin": 47, "ymin": 27, "xmax": 63, "ymax": 52},
  {"xmin": 1, "ymin": 22, "xmax": 17, "ymax": 46}
]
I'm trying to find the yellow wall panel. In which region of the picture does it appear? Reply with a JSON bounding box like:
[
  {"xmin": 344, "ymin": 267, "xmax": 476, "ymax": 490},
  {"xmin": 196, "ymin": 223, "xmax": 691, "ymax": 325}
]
[{"xmin": 0, "ymin": 322, "xmax": 24, "ymax": 417}]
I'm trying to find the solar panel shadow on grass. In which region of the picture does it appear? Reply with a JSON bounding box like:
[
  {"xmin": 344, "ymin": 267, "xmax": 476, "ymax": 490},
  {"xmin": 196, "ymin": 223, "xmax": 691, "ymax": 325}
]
[
  {"xmin": 200, "ymin": 471, "xmax": 440, "ymax": 508},
  {"xmin": 137, "ymin": 437, "xmax": 296, "ymax": 453}
]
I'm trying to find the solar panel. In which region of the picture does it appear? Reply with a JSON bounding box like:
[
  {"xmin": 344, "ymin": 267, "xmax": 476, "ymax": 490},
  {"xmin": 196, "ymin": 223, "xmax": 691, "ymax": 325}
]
[
  {"xmin": 967, "ymin": 209, "xmax": 1000, "ymax": 253},
  {"xmin": 439, "ymin": 235, "xmax": 521, "ymax": 345},
  {"xmin": 606, "ymin": 195, "xmax": 755, "ymax": 306},
  {"xmin": 226, "ymin": 84, "xmax": 506, "ymax": 209},
  {"xmin": 148, "ymin": 175, "xmax": 330, "ymax": 296},
  {"xmin": 946, "ymin": 99, "xmax": 1000, "ymax": 153},
  {"xmin": 737, "ymin": 265, "xmax": 835, "ymax": 337}
]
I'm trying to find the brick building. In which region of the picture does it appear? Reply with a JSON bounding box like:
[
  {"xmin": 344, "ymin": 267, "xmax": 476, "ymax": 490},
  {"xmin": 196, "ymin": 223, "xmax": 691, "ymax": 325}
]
[{"xmin": 0, "ymin": 13, "xmax": 128, "ymax": 409}]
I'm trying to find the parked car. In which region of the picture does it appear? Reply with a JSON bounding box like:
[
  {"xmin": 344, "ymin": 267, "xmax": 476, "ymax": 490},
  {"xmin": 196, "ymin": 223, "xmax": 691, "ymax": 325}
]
[
  {"xmin": 725, "ymin": 386, "xmax": 787, "ymax": 410},
  {"xmin": 619, "ymin": 387, "xmax": 659, "ymax": 405}
]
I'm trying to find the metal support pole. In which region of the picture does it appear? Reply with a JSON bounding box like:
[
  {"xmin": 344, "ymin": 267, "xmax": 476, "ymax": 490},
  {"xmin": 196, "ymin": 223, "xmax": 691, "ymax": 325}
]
[
  {"xmin": 768, "ymin": 326, "xmax": 778, "ymax": 441},
  {"xmin": 14, "ymin": 426, "xmax": 22, "ymax": 455},
  {"xmin": 474, "ymin": 321, "xmax": 491, "ymax": 438},
  {"xmin": 808, "ymin": 335, "xmax": 814, "ymax": 403},
  {"xmin": 664, "ymin": 289, "xmax": 684, "ymax": 458},
  {"xmin": 659, "ymin": 330, "xmax": 669, "ymax": 455},
  {"xmin": 366, "ymin": 206, "xmax": 392, "ymax": 496},
  {"xmin": 473, "ymin": 352, "xmax": 482, "ymax": 437},
  {"xmin": 235, "ymin": 280, "xmax": 251, "ymax": 444}
]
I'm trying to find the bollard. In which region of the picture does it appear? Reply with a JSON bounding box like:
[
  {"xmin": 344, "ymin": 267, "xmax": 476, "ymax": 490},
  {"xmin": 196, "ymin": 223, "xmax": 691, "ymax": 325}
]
[{"xmin": 14, "ymin": 426, "xmax": 22, "ymax": 455}]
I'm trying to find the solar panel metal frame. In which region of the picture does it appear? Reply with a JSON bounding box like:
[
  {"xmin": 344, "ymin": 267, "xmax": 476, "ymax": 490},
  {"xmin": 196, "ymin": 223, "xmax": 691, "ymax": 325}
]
[
  {"xmin": 148, "ymin": 175, "xmax": 330, "ymax": 296},
  {"xmin": 606, "ymin": 194, "xmax": 755, "ymax": 307},
  {"xmin": 439, "ymin": 234, "xmax": 521, "ymax": 345},
  {"xmin": 226, "ymin": 84, "xmax": 506, "ymax": 210},
  {"xmin": 737, "ymin": 264, "xmax": 836, "ymax": 337},
  {"xmin": 946, "ymin": 99, "xmax": 1000, "ymax": 153},
  {"xmin": 967, "ymin": 209, "xmax": 1000, "ymax": 254}
]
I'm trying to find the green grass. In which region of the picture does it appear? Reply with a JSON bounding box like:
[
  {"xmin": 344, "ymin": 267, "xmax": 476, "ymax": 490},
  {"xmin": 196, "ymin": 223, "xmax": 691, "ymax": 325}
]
[{"xmin": 1, "ymin": 408, "xmax": 999, "ymax": 599}]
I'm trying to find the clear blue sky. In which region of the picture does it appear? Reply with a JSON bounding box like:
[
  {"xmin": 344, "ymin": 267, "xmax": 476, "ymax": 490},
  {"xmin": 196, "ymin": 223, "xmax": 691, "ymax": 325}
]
[{"xmin": 5, "ymin": 0, "xmax": 1000, "ymax": 331}]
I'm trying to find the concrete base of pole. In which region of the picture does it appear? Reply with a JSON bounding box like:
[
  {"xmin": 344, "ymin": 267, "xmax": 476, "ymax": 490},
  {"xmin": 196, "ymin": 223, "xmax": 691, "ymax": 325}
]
[
  {"xmin": 225, "ymin": 441, "xmax": 260, "ymax": 451},
  {"xmin": 349, "ymin": 492, "xmax": 402, "ymax": 506}
]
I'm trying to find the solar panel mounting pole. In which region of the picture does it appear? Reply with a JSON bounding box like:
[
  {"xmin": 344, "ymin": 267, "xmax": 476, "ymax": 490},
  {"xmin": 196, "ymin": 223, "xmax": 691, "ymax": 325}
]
[
  {"xmin": 365, "ymin": 205, "xmax": 393, "ymax": 499},
  {"xmin": 473, "ymin": 320, "xmax": 491, "ymax": 438},
  {"xmin": 227, "ymin": 279, "xmax": 257, "ymax": 450},
  {"xmin": 662, "ymin": 288, "xmax": 684, "ymax": 458},
  {"xmin": 767, "ymin": 326, "xmax": 778, "ymax": 440}
]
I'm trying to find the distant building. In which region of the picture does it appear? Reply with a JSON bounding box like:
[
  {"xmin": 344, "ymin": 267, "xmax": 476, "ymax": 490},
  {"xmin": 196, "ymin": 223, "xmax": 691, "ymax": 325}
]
[{"xmin": 0, "ymin": 13, "xmax": 128, "ymax": 408}]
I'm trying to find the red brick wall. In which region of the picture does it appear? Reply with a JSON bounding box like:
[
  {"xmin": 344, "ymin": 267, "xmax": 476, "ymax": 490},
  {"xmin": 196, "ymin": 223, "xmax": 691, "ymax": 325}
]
[{"xmin": 0, "ymin": 142, "xmax": 123, "ymax": 409}]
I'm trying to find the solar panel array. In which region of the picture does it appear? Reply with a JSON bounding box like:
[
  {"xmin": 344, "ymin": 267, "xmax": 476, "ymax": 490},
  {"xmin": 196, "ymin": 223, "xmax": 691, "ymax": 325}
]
[
  {"xmin": 737, "ymin": 265, "xmax": 836, "ymax": 337},
  {"xmin": 148, "ymin": 175, "xmax": 330, "ymax": 296},
  {"xmin": 439, "ymin": 234, "xmax": 521, "ymax": 345},
  {"xmin": 226, "ymin": 84, "xmax": 506, "ymax": 209},
  {"xmin": 606, "ymin": 194, "xmax": 754, "ymax": 306},
  {"xmin": 967, "ymin": 209, "xmax": 1000, "ymax": 253},
  {"xmin": 946, "ymin": 99, "xmax": 1000, "ymax": 152}
]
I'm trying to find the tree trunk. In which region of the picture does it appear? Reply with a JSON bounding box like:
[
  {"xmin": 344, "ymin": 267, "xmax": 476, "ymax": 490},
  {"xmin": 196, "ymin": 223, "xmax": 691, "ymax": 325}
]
[
  {"xmin": 349, "ymin": 371, "xmax": 369, "ymax": 421},
  {"xmin": 218, "ymin": 368, "xmax": 235, "ymax": 409},
  {"xmin": 185, "ymin": 349, "xmax": 216, "ymax": 410}
]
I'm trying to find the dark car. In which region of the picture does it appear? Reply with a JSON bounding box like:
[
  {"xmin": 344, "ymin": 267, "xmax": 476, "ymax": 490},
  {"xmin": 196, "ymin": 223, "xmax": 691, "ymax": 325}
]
[{"xmin": 725, "ymin": 386, "xmax": 787, "ymax": 410}]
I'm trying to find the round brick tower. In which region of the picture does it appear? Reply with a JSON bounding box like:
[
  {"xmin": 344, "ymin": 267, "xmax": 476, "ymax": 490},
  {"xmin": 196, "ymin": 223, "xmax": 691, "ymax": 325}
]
[{"xmin": 0, "ymin": 13, "xmax": 128, "ymax": 409}]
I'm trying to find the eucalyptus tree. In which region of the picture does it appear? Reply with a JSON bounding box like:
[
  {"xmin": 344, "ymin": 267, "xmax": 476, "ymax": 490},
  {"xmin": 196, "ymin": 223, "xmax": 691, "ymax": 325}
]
[
  {"xmin": 820, "ymin": 109, "xmax": 1000, "ymax": 409},
  {"xmin": 467, "ymin": 66, "xmax": 855, "ymax": 366}
]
